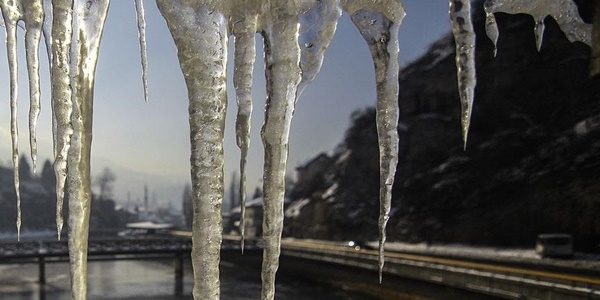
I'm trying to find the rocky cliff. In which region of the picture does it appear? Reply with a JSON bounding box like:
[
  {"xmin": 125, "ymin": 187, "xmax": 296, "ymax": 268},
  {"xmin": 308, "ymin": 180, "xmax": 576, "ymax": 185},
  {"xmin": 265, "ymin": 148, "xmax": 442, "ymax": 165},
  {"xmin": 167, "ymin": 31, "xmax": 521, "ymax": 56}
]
[{"xmin": 285, "ymin": 1, "xmax": 600, "ymax": 251}]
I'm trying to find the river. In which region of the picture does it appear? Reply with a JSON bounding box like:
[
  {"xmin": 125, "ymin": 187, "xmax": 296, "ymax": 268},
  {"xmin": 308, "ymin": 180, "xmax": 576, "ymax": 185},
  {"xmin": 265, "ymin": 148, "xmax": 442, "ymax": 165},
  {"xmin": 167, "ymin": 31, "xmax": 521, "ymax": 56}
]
[
  {"xmin": 0, "ymin": 253, "xmax": 504, "ymax": 300},
  {"xmin": 0, "ymin": 257, "xmax": 379, "ymax": 300}
]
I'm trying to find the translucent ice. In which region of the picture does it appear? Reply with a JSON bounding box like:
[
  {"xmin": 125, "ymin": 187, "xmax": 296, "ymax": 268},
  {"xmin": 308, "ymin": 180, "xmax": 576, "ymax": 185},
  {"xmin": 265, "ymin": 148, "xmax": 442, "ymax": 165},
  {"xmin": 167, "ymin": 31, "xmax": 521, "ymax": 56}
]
[
  {"xmin": 48, "ymin": 0, "xmax": 111, "ymax": 298},
  {"xmin": 134, "ymin": 0, "xmax": 149, "ymax": 102},
  {"xmin": 232, "ymin": 11, "xmax": 258, "ymax": 253},
  {"xmin": 1, "ymin": 1, "xmax": 593, "ymax": 300},
  {"xmin": 156, "ymin": 2, "xmax": 228, "ymax": 298},
  {"xmin": 343, "ymin": 0, "xmax": 405, "ymax": 282},
  {"xmin": 450, "ymin": 0, "xmax": 476, "ymax": 149},
  {"xmin": 297, "ymin": 0, "xmax": 342, "ymax": 96},
  {"xmin": 0, "ymin": 0, "xmax": 45, "ymax": 241},
  {"xmin": 484, "ymin": 0, "xmax": 592, "ymax": 52}
]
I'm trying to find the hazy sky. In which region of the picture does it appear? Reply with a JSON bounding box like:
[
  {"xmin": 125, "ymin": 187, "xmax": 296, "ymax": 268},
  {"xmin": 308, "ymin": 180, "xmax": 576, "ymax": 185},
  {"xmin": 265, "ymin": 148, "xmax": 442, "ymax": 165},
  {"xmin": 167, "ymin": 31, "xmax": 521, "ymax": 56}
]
[{"xmin": 0, "ymin": 1, "xmax": 450, "ymax": 208}]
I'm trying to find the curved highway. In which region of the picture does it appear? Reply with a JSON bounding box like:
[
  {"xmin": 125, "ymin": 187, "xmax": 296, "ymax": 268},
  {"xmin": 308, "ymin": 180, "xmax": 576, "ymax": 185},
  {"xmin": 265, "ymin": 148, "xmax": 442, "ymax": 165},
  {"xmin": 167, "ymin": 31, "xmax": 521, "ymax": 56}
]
[{"xmin": 279, "ymin": 238, "xmax": 600, "ymax": 299}]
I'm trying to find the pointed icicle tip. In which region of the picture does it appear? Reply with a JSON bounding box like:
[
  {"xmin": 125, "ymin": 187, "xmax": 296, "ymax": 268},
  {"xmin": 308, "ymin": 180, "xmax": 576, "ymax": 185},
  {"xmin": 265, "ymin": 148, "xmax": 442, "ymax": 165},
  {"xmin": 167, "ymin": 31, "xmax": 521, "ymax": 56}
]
[
  {"xmin": 484, "ymin": 12, "xmax": 499, "ymax": 57},
  {"xmin": 534, "ymin": 17, "xmax": 545, "ymax": 52},
  {"xmin": 134, "ymin": 0, "xmax": 149, "ymax": 102},
  {"xmin": 57, "ymin": 222, "xmax": 63, "ymax": 241}
]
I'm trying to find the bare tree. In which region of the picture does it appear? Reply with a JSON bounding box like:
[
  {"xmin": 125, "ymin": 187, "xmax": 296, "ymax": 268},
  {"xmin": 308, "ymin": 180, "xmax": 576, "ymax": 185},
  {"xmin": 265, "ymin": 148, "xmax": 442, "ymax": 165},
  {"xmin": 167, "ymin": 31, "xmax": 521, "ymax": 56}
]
[{"xmin": 95, "ymin": 167, "xmax": 116, "ymax": 200}]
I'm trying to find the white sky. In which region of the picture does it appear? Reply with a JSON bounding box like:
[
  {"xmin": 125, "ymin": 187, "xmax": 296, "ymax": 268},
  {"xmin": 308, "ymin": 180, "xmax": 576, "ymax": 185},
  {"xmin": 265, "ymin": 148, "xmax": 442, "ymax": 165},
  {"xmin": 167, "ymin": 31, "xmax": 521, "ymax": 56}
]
[{"xmin": 0, "ymin": 0, "xmax": 450, "ymax": 208}]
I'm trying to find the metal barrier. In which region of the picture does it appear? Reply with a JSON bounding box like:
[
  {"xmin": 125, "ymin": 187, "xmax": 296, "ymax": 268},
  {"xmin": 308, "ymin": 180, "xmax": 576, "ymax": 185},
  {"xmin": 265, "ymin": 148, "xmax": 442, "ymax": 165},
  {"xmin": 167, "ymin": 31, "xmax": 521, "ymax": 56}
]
[{"xmin": 280, "ymin": 239, "xmax": 600, "ymax": 300}]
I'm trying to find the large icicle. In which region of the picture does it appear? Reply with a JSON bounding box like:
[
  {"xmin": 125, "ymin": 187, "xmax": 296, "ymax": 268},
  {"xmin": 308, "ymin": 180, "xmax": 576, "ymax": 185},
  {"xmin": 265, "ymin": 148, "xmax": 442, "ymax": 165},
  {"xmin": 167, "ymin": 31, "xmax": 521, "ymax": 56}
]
[
  {"xmin": 297, "ymin": 0, "xmax": 342, "ymax": 96},
  {"xmin": 156, "ymin": 2, "xmax": 228, "ymax": 299},
  {"xmin": 343, "ymin": 0, "xmax": 404, "ymax": 283},
  {"xmin": 0, "ymin": 0, "xmax": 23, "ymax": 240},
  {"xmin": 67, "ymin": 2, "xmax": 110, "ymax": 299},
  {"xmin": 260, "ymin": 2, "xmax": 302, "ymax": 298},
  {"xmin": 231, "ymin": 11, "xmax": 258, "ymax": 254},
  {"xmin": 450, "ymin": 0, "xmax": 476, "ymax": 149},
  {"xmin": 483, "ymin": 0, "xmax": 592, "ymax": 52},
  {"xmin": 134, "ymin": 0, "xmax": 148, "ymax": 102},
  {"xmin": 50, "ymin": 0, "xmax": 74, "ymax": 242}
]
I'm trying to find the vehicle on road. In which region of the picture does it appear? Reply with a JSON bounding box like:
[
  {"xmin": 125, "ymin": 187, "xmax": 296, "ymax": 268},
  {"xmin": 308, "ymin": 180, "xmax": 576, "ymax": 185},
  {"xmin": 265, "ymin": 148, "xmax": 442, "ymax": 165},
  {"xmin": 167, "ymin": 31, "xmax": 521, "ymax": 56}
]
[{"xmin": 535, "ymin": 234, "xmax": 573, "ymax": 258}]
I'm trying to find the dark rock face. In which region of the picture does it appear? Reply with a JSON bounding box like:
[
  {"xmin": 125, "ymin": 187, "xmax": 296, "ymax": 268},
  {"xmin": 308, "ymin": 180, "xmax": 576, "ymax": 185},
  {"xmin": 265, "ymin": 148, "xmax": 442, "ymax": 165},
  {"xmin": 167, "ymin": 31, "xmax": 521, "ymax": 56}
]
[
  {"xmin": 285, "ymin": 1, "xmax": 600, "ymax": 251},
  {"xmin": 391, "ymin": 3, "xmax": 599, "ymax": 250}
]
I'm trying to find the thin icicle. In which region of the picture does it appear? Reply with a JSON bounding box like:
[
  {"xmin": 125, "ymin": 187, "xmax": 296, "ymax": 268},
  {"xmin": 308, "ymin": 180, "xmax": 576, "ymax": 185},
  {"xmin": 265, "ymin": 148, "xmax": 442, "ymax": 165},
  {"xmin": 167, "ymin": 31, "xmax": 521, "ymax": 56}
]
[
  {"xmin": 297, "ymin": 0, "xmax": 342, "ymax": 96},
  {"xmin": 1, "ymin": 0, "xmax": 23, "ymax": 241},
  {"xmin": 156, "ymin": 2, "xmax": 227, "ymax": 299},
  {"xmin": 0, "ymin": 0, "xmax": 45, "ymax": 240},
  {"xmin": 134, "ymin": 0, "xmax": 148, "ymax": 102},
  {"xmin": 41, "ymin": 0, "xmax": 52, "ymax": 61},
  {"xmin": 232, "ymin": 13, "xmax": 258, "ymax": 254},
  {"xmin": 260, "ymin": 2, "xmax": 302, "ymax": 296},
  {"xmin": 483, "ymin": 0, "xmax": 592, "ymax": 51},
  {"xmin": 450, "ymin": 0, "xmax": 476, "ymax": 149},
  {"xmin": 51, "ymin": 0, "xmax": 74, "ymax": 242},
  {"xmin": 483, "ymin": 1, "xmax": 499, "ymax": 57},
  {"xmin": 343, "ymin": 0, "xmax": 404, "ymax": 283},
  {"xmin": 534, "ymin": 16, "xmax": 545, "ymax": 51},
  {"xmin": 23, "ymin": 0, "xmax": 45, "ymax": 174},
  {"xmin": 66, "ymin": 2, "xmax": 110, "ymax": 299}
]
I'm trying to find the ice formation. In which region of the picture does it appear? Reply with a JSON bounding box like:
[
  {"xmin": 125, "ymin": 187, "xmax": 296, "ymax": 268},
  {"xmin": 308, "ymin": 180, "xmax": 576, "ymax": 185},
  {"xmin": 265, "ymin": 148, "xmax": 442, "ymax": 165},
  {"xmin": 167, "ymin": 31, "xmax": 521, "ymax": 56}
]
[
  {"xmin": 0, "ymin": 0, "xmax": 593, "ymax": 299},
  {"xmin": 450, "ymin": 0, "xmax": 476, "ymax": 148},
  {"xmin": 483, "ymin": 0, "xmax": 592, "ymax": 53},
  {"xmin": 343, "ymin": 1, "xmax": 404, "ymax": 282},
  {"xmin": 232, "ymin": 10, "xmax": 256, "ymax": 253},
  {"xmin": 0, "ymin": 0, "xmax": 45, "ymax": 241},
  {"xmin": 49, "ymin": 0, "xmax": 111, "ymax": 298},
  {"xmin": 133, "ymin": 0, "xmax": 148, "ymax": 102}
]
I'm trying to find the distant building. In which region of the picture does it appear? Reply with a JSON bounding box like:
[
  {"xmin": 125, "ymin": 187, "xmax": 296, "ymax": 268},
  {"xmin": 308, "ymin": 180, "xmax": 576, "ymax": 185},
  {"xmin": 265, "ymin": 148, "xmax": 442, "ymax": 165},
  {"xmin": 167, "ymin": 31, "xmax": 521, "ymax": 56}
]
[
  {"xmin": 228, "ymin": 197, "xmax": 263, "ymax": 237},
  {"xmin": 295, "ymin": 153, "xmax": 332, "ymax": 184},
  {"xmin": 292, "ymin": 153, "xmax": 333, "ymax": 199},
  {"xmin": 119, "ymin": 221, "xmax": 174, "ymax": 236},
  {"xmin": 227, "ymin": 196, "xmax": 291, "ymax": 237}
]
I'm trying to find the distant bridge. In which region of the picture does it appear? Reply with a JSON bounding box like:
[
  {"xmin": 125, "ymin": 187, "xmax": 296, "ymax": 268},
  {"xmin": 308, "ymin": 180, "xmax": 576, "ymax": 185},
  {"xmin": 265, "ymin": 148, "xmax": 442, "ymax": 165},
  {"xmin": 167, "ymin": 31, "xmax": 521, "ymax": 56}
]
[
  {"xmin": 0, "ymin": 233, "xmax": 259, "ymax": 297},
  {"xmin": 0, "ymin": 233, "xmax": 258, "ymax": 261},
  {"xmin": 0, "ymin": 238, "xmax": 191, "ymax": 260}
]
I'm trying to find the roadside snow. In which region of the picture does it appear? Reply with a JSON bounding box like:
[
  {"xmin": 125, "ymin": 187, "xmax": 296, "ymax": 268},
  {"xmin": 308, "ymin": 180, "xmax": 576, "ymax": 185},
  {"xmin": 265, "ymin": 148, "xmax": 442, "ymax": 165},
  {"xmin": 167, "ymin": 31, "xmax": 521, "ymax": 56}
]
[{"xmin": 375, "ymin": 242, "xmax": 600, "ymax": 271}]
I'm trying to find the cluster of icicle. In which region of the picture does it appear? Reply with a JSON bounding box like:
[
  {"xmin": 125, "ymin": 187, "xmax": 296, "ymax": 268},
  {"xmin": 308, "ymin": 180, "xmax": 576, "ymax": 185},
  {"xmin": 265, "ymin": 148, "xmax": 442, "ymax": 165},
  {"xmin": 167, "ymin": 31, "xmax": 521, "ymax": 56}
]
[
  {"xmin": 453, "ymin": 0, "xmax": 592, "ymax": 148},
  {"xmin": 0, "ymin": 0, "xmax": 591, "ymax": 299},
  {"xmin": 155, "ymin": 1, "xmax": 405, "ymax": 298},
  {"xmin": 0, "ymin": 0, "xmax": 111, "ymax": 298}
]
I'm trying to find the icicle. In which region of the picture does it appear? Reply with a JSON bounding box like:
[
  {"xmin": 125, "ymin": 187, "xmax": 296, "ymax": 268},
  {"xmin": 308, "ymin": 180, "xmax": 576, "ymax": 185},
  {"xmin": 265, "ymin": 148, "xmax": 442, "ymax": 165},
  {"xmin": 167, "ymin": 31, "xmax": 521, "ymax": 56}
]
[
  {"xmin": 483, "ymin": 2, "xmax": 499, "ymax": 57},
  {"xmin": 1, "ymin": 0, "xmax": 23, "ymax": 241},
  {"xmin": 260, "ymin": 2, "xmax": 302, "ymax": 298},
  {"xmin": 23, "ymin": 0, "xmax": 44, "ymax": 174},
  {"xmin": 231, "ymin": 13, "xmax": 258, "ymax": 254},
  {"xmin": 156, "ymin": 2, "xmax": 227, "ymax": 299},
  {"xmin": 343, "ymin": 0, "xmax": 404, "ymax": 284},
  {"xmin": 534, "ymin": 16, "xmax": 545, "ymax": 51},
  {"xmin": 41, "ymin": 0, "xmax": 52, "ymax": 61},
  {"xmin": 0, "ymin": 0, "xmax": 46, "ymax": 240},
  {"xmin": 49, "ymin": 0, "xmax": 111, "ymax": 299},
  {"xmin": 449, "ymin": 0, "xmax": 476, "ymax": 149},
  {"xmin": 483, "ymin": 0, "xmax": 592, "ymax": 50},
  {"xmin": 134, "ymin": 0, "xmax": 148, "ymax": 102},
  {"xmin": 297, "ymin": 0, "xmax": 342, "ymax": 96},
  {"xmin": 51, "ymin": 0, "xmax": 74, "ymax": 242}
]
